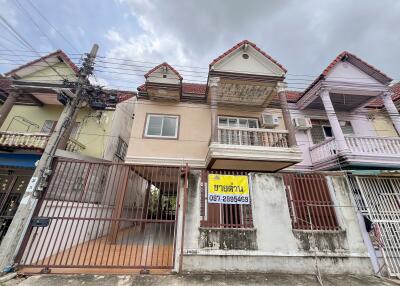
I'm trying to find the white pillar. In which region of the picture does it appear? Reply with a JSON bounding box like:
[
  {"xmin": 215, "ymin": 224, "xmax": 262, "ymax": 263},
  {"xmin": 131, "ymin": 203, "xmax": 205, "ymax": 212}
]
[
  {"xmin": 320, "ymin": 89, "xmax": 348, "ymax": 151},
  {"xmin": 381, "ymin": 91, "xmax": 400, "ymax": 135},
  {"xmin": 209, "ymin": 77, "xmax": 219, "ymax": 143}
]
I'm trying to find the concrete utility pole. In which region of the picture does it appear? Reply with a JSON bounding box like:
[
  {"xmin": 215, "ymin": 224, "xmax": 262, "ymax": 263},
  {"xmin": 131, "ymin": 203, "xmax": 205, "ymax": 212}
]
[
  {"xmin": 0, "ymin": 90, "xmax": 20, "ymax": 129},
  {"xmin": 0, "ymin": 44, "xmax": 99, "ymax": 271}
]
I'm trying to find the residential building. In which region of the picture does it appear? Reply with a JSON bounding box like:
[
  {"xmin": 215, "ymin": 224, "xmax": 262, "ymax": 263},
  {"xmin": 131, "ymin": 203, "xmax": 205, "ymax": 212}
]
[
  {"xmin": 2, "ymin": 42, "xmax": 399, "ymax": 278},
  {"xmin": 0, "ymin": 50, "xmax": 135, "ymax": 243}
]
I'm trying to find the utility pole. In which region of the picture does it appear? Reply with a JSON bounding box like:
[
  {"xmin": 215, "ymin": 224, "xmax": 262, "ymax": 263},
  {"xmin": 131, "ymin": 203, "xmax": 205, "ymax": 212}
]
[{"xmin": 0, "ymin": 44, "xmax": 99, "ymax": 271}]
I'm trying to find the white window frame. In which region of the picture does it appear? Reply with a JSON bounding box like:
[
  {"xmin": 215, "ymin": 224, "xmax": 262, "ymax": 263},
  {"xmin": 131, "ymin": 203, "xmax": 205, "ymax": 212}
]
[
  {"xmin": 144, "ymin": 114, "xmax": 179, "ymax": 139},
  {"xmin": 217, "ymin": 116, "xmax": 259, "ymax": 129}
]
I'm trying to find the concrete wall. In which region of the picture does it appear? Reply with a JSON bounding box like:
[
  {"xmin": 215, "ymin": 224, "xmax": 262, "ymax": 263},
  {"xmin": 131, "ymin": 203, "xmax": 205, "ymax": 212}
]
[{"xmin": 179, "ymin": 171, "xmax": 372, "ymax": 275}]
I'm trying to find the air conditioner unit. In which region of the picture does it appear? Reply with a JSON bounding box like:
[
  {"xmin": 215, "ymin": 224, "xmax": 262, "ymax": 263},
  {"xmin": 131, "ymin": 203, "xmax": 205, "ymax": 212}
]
[
  {"xmin": 261, "ymin": 114, "xmax": 279, "ymax": 128},
  {"xmin": 293, "ymin": 117, "xmax": 312, "ymax": 130}
]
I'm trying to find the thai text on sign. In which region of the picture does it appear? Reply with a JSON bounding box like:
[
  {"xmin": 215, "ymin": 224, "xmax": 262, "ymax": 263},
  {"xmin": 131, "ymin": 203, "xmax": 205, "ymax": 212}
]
[{"xmin": 207, "ymin": 174, "xmax": 250, "ymax": 204}]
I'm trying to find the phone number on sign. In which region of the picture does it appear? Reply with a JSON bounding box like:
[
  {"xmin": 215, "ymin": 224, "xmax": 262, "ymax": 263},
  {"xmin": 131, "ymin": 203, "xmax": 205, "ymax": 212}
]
[{"xmin": 208, "ymin": 194, "xmax": 249, "ymax": 204}]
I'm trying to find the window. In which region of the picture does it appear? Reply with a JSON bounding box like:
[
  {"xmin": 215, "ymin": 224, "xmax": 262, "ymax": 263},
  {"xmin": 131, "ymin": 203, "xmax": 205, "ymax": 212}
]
[
  {"xmin": 115, "ymin": 137, "xmax": 128, "ymax": 160},
  {"xmin": 145, "ymin": 114, "xmax": 179, "ymax": 139},
  {"xmin": 218, "ymin": 116, "xmax": 258, "ymax": 128},
  {"xmin": 310, "ymin": 120, "xmax": 353, "ymax": 144}
]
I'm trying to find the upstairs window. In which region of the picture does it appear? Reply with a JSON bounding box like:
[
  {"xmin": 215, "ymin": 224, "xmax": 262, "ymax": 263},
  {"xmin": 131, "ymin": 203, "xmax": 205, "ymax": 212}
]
[
  {"xmin": 144, "ymin": 114, "xmax": 179, "ymax": 139},
  {"xmin": 218, "ymin": 116, "xmax": 258, "ymax": 129},
  {"xmin": 41, "ymin": 120, "xmax": 57, "ymax": 133},
  {"xmin": 310, "ymin": 119, "xmax": 353, "ymax": 144},
  {"xmin": 115, "ymin": 137, "xmax": 128, "ymax": 160}
]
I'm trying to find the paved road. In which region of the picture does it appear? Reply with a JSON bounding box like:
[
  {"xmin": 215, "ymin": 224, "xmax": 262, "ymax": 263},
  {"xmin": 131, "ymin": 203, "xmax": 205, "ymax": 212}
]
[{"xmin": 10, "ymin": 274, "xmax": 400, "ymax": 286}]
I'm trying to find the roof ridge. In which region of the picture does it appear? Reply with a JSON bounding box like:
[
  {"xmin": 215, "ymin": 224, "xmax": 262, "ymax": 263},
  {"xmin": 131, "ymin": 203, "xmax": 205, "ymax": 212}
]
[{"xmin": 144, "ymin": 62, "xmax": 183, "ymax": 80}]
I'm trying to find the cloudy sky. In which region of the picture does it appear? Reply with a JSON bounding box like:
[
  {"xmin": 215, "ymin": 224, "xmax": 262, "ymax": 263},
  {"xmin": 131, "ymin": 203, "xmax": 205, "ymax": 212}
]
[{"xmin": 0, "ymin": 0, "xmax": 399, "ymax": 91}]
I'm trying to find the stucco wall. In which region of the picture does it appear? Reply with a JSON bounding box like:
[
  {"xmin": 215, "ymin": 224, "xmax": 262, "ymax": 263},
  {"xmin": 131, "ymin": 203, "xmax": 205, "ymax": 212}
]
[
  {"xmin": 0, "ymin": 104, "xmax": 114, "ymax": 159},
  {"xmin": 126, "ymin": 99, "xmax": 287, "ymax": 167},
  {"xmin": 179, "ymin": 171, "xmax": 372, "ymax": 275}
]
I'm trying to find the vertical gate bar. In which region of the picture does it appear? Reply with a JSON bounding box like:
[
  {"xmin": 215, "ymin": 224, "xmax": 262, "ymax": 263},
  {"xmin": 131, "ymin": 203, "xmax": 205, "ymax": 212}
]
[
  {"xmin": 296, "ymin": 173, "xmax": 309, "ymax": 229},
  {"xmin": 142, "ymin": 165, "xmax": 156, "ymax": 268},
  {"xmin": 317, "ymin": 174, "xmax": 335, "ymax": 230},
  {"xmin": 171, "ymin": 167, "xmax": 180, "ymax": 268},
  {"xmin": 150, "ymin": 165, "xmax": 163, "ymax": 267},
  {"xmin": 310, "ymin": 174, "xmax": 324, "ymax": 230},
  {"xmin": 128, "ymin": 165, "xmax": 144, "ymax": 267},
  {"xmin": 293, "ymin": 173, "xmax": 304, "ymax": 229},
  {"xmin": 45, "ymin": 160, "xmax": 81, "ymax": 266},
  {"xmin": 113, "ymin": 166, "xmax": 130, "ymax": 267},
  {"xmin": 0, "ymin": 175, "xmax": 17, "ymax": 216},
  {"xmin": 77, "ymin": 162, "xmax": 103, "ymax": 266},
  {"xmin": 58, "ymin": 161, "xmax": 88, "ymax": 266},
  {"xmin": 93, "ymin": 164, "xmax": 118, "ymax": 267},
  {"xmin": 18, "ymin": 159, "xmax": 63, "ymax": 266},
  {"xmin": 119, "ymin": 167, "xmax": 133, "ymax": 267},
  {"xmin": 178, "ymin": 164, "xmax": 189, "ymax": 273},
  {"xmin": 138, "ymin": 166, "xmax": 152, "ymax": 267},
  {"xmin": 155, "ymin": 166, "xmax": 166, "ymax": 267},
  {"xmin": 68, "ymin": 162, "xmax": 94, "ymax": 266},
  {"xmin": 84, "ymin": 163, "xmax": 109, "ymax": 266},
  {"xmin": 105, "ymin": 166, "xmax": 126, "ymax": 267},
  {"xmin": 165, "ymin": 166, "xmax": 174, "ymax": 267},
  {"xmin": 301, "ymin": 174, "xmax": 315, "ymax": 229}
]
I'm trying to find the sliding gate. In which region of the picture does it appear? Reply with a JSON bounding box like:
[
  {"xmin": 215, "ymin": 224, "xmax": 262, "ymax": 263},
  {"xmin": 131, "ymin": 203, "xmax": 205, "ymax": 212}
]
[
  {"xmin": 16, "ymin": 160, "xmax": 181, "ymax": 272},
  {"xmin": 350, "ymin": 176, "xmax": 400, "ymax": 277}
]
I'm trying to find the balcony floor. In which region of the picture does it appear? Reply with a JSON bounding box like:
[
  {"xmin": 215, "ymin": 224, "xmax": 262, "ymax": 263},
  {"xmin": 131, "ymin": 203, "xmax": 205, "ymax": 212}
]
[{"xmin": 207, "ymin": 143, "xmax": 302, "ymax": 171}]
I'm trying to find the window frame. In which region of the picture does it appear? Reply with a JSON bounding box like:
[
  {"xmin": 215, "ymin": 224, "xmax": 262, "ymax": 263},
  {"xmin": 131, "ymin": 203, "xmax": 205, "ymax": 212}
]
[
  {"xmin": 218, "ymin": 116, "xmax": 259, "ymax": 129},
  {"xmin": 144, "ymin": 113, "xmax": 180, "ymax": 139}
]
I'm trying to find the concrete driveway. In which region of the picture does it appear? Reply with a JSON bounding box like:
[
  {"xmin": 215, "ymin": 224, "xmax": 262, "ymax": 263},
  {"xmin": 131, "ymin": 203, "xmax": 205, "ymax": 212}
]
[{"xmin": 6, "ymin": 274, "xmax": 400, "ymax": 286}]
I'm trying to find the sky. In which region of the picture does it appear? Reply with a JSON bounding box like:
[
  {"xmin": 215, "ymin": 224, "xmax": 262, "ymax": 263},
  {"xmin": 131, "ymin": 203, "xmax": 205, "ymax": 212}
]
[{"xmin": 0, "ymin": 0, "xmax": 399, "ymax": 92}]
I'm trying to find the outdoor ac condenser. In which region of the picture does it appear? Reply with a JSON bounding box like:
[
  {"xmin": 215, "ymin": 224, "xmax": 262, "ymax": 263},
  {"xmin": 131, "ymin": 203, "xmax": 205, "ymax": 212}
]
[
  {"xmin": 293, "ymin": 117, "xmax": 312, "ymax": 130},
  {"xmin": 260, "ymin": 114, "xmax": 279, "ymax": 128}
]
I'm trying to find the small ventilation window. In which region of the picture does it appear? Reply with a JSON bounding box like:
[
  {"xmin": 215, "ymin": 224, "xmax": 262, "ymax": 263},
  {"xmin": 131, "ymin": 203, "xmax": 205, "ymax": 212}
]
[
  {"xmin": 242, "ymin": 53, "xmax": 249, "ymax": 59},
  {"xmin": 163, "ymin": 74, "xmax": 167, "ymax": 78}
]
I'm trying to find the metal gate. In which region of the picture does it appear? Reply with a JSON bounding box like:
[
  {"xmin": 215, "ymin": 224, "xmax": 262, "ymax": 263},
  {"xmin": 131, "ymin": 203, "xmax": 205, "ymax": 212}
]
[
  {"xmin": 350, "ymin": 176, "xmax": 400, "ymax": 277},
  {"xmin": 16, "ymin": 160, "xmax": 181, "ymax": 272},
  {"xmin": 0, "ymin": 174, "xmax": 30, "ymax": 243}
]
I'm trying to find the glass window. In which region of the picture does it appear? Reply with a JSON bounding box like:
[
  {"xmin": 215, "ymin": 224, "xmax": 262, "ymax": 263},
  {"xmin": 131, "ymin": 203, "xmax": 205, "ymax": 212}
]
[
  {"xmin": 218, "ymin": 117, "xmax": 259, "ymax": 128},
  {"xmin": 41, "ymin": 120, "xmax": 57, "ymax": 133},
  {"xmin": 145, "ymin": 115, "xmax": 178, "ymax": 138},
  {"xmin": 323, "ymin": 126, "xmax": 333, "ymax": 138}
]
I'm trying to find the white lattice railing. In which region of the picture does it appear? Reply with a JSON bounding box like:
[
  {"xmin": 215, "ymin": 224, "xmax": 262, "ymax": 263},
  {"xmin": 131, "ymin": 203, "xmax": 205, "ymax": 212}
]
[
  {"xmin": 345, "ymin": 135, "xmax": 400, "ymax": 155},
  {"xmin": 215, "ymin": 126, "xmax": 289, "ymax": 148},
  {"xmin": 309, "ymin": 137, "xmax": 338, "ymax": 164},
  {"xmin": 310, "ymin": 135, "xmax": 400, "ymax": 163},
  {"xmin": 0, "ymin": 131, "xmax": 85, "ymax": 153}
]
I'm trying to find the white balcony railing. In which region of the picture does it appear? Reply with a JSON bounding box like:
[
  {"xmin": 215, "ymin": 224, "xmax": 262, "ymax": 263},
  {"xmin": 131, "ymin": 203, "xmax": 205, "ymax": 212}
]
[
  {"xmin": 215, "ymin": 126, "xmax": 289, "ymax": 148},
  {"xmin": 0, "ymin": 131, "xmax": 85, "ymax": 153},
  {"xmin": 310, "ymin": 135, "xmax": 400, "ymax": 164}
]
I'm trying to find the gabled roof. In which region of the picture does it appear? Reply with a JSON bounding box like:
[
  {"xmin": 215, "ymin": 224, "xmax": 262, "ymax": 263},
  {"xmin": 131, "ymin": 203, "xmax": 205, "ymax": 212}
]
[
  {"xmin": 209, "ymin": 40, "xmax": 287, "ymax": 73},
  {"xmin": 144, "ymin": 62, "xmax": 183, "ymax": 80},
  {"xmin": 5, "ymin": 49, "xmax": 79, "ymax": 77},
  {"xmin": 367, "ymin": 82, "xmax": 400, "ymax": 108},
  {"xmin": 302, "ymin": 51, "xmax": 392, "ymax": 97}
]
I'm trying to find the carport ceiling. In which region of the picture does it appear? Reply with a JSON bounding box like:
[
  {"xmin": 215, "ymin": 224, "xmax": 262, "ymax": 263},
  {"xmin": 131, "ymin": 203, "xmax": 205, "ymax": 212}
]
[{"xmin": 306, "ymin": 93, "xmax": 375, "ymax": 111}]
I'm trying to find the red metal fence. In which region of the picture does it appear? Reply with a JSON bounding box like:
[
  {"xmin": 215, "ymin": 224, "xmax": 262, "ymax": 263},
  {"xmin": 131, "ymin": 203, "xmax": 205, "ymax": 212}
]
[
  {"xmin": 283, "ymin": 173, "xmax": 339, "ymax": 231},
  {"xmin": 16, "ymin": 160, "xmax": 181, "ymax": 271},
  {"xmin": 200, "ymin": 170, "xmax": 253, "ymax": 229}
]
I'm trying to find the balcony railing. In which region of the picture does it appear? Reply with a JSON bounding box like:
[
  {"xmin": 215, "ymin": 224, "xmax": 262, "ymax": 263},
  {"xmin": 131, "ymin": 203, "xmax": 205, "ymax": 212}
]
[
  {"xmin": 0, "ymin": 131, "xmax": 85, "ymax": 153},
  {"xmin": 310, "ymin": 135, "xmax": 400, "ymax": 164},
  {"xmin": 215, "ymin": 126, "xmax": 289, "ymax": 148}
]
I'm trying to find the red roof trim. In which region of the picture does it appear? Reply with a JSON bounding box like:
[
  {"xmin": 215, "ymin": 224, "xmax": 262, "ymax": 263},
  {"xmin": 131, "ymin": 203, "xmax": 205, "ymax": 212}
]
[
  {"xmin": 144, "ymin": 62, "xmax": 183, "ymax": 80},
  {"xmin": 5, "ymin": 49, "xmax": 79, "ymax": 76},
  {"xmin": 302, "ymin": 51, "xmax": 392, "ymax": 97},
  {"xmin": 209, "ymin": 40, "xmax": 287, "ymax": 73}
]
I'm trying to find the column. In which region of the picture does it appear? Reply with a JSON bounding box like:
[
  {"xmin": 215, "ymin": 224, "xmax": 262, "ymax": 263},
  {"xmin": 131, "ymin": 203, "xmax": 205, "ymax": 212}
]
[
  {"xmin": 320, "ymin": 88, "xmax": 348, "ymax": 151},
  {"xmin": 381, "ymin": 91, "xmax": 400, "ymax": 135},
  {"xmin": 209, "ymin": 77, "xmax": 220, "ymax": 143},
  {"xmin": 277, "ymin": 83, "xmax": 297, "ymax": 147},
  {"xmin": 0, "ymin": 90, "xmax": 19, "ymax": 128}
]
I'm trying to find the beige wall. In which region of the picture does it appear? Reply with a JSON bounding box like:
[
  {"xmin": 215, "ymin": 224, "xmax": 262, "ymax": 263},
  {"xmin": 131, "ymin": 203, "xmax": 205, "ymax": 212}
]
[
  {"xmin": 126, "ymin": 99, "xmax": 287, "ymax": 166},
  {"xmin": 372, "ymin": 115, "xmax": 398, "ymax": 137}
]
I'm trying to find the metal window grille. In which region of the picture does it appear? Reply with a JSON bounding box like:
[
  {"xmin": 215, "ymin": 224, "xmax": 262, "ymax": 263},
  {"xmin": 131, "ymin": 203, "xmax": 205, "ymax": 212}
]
[
  {"xmin": 115, "ymin": 137, "xmax": 128, "ymax": 161},
  {"xmin": 199, "ymin": 170, "xmax": 253, "ymax": 229},
  {"xmin": 283, "ymin": 173, "xmax": 340, "ymax": 231}
]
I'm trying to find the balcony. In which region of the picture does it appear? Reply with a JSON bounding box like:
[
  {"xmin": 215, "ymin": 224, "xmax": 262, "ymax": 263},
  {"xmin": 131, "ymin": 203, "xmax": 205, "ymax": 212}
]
[
  {"xmin": 0, "ymin": 131, "xmax": 86, "ymax": 153},
  {"xmin": 206, "ymin": 126, "xmax": 302, "ymax": 171},
  {"xmin": 310, "ymin": 135, "xmax": 400, "ymax": 170}
]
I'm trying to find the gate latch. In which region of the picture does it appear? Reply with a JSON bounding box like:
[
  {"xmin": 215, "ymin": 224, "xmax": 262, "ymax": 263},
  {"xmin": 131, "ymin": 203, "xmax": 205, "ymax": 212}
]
[{"xmin": 32, "ymin": 217, "xmax": 50, "ymax": 227}]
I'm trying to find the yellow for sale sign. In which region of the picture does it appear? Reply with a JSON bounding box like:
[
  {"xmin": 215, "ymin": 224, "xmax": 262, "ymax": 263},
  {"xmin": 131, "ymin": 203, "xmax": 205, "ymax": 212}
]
[{"xmin": 207, "ymin": 174, "xmax": 250, "ymax": 204}]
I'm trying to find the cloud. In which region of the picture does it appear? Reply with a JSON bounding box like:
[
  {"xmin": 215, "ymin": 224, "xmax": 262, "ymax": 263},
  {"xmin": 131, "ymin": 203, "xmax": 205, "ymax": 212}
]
[{"xmin": 105, "ymin": 0, "xmax": 400, "ymax": 90}]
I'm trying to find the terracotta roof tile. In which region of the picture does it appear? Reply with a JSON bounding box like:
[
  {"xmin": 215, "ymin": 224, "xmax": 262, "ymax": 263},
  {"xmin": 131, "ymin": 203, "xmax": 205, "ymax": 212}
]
[
  {"xmin": 366, "ymin": 82, "xmax": 400, "ymax": 108},
  {"xmin": 5, "ymin": 49, "xmax": 79, "ymax": 76},
  {"xmin": 144, "ymin": 62, "xmax": 183, "ymax": 80},
  {"xmin": 182, "ymin": 83, "xmax": 206, "ymax": 94},
  {"xmin": 210, "ymin": 40, "xmax": 287, "ymax": 73}
]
